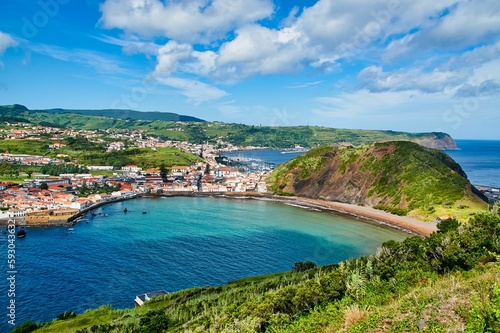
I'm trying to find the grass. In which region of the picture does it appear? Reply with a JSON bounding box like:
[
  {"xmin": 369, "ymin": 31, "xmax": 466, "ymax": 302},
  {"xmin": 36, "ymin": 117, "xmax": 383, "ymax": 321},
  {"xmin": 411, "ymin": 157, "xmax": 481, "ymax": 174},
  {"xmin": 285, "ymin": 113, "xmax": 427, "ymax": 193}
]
[
  {"xmin": 268, "ymin": 264, "xmax": 500, "ymax": 333},
  {"xmin": 0, "ymin": 138, "xmax": 202, "ymax": 169},
  {"xmin": 30, "ymin": 259, "xmax": 500, "ymax": 333}
]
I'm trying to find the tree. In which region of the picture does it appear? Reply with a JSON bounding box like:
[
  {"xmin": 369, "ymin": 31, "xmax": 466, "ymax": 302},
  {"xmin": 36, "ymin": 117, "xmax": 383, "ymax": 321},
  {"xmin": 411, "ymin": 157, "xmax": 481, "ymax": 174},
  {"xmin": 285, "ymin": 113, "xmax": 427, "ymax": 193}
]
[
  {"xmin": 81, "ymin": 180, "xmax": 88, "ymax": 193},
  {"xmin": 204, "ymin": 163, "xmax": 210, "ymax": 174},
  {"xmin": 39, "ymin": 182, "xmax": 48, "ymax": 190},
  {"xmin": 160, "ymin": 163, "xmax": 168, "ymax": 182}
]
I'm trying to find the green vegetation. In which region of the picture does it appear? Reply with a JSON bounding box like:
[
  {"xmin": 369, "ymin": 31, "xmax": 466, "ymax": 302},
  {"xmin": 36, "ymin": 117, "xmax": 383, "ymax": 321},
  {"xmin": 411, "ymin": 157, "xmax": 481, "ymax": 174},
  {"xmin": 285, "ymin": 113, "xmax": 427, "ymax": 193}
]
[
  {"xmin": 0, "ymin": 137, "xmax": 202, "ymax": 169},
  {"xmin": 28, "ymin": 213, "xmax": 500, "ymax": 332},
  {"xmin": 0, "ymin": 105, "xmax": 456, "ymax": 149},
  {"xmin": 373, "ymin": 204, "xmax": 410, "ymax": 216},
  {"xmin": 44, "ymin": 108, "xmax": 204, "ymax": 122},
  {"xmin": 71, "ymin": 147, "xmax": 203, "ymax": 169},
  {"xmin": 268, "ymin": 142, "xmax": 488, "ymax": 221}
]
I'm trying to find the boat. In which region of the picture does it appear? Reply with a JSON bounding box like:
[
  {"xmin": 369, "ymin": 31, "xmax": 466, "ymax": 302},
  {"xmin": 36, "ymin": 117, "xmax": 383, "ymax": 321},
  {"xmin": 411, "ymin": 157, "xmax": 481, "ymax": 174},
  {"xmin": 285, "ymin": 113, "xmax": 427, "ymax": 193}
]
[
  {"xmin": 134, "ymin": 290, "xmax": 168, "ymax": 307},
  {"xmin": 16, "ymin": 229, "xmax": 27, "ymax": 238},
  {"xmin": 280, "ymin": 148, "xmax": 309, "ymax": 154}
]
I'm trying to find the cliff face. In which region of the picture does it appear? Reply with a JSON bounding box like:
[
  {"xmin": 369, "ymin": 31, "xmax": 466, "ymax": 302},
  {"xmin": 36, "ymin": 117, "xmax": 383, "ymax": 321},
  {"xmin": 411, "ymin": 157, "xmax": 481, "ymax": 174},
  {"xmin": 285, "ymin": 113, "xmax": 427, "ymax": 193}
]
[
  {"xmin": 410, "ymin": 132, "xmax": 458, "ymax": 150},
  {"xmin": 267, "ymin": 141, "xmax": 483, "ymax": 214}
]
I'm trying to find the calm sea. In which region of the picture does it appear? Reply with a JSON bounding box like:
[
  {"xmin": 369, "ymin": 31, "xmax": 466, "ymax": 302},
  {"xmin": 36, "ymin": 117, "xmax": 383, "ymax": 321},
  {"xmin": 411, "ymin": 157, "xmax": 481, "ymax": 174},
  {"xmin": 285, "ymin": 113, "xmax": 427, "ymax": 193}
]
[
  {"xmin": 0, "ymin": 197, "xmax": 407, "ymax": 330},
  {"xmin": 446, "ymin": 140, "xmax": 500, "ymax": 188},
  {"xmin": 227, "ymin": 140, "xmax": 500, "ymax": 188}
]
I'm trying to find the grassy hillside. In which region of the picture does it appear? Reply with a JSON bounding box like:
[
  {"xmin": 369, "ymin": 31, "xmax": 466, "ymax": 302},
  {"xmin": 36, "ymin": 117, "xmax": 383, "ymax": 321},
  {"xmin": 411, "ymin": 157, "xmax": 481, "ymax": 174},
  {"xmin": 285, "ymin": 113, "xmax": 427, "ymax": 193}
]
[
  {"xmin": 267, "ymin": 141, "xmax": 488, "ymax": 221},
  {"xmin": 43, "ymin": 108, "xmax": 205, "ymax": 122},
  {"xmin": 0, "ymin": 105, "xmax": 457, "ymax": 149},
  {"xmin": 22, "ymin": 212, "xmax": 500, "ymax": 333},
  {"xmin": 0, "ymin": 139, "xmax": 202, "ymax": 168}
]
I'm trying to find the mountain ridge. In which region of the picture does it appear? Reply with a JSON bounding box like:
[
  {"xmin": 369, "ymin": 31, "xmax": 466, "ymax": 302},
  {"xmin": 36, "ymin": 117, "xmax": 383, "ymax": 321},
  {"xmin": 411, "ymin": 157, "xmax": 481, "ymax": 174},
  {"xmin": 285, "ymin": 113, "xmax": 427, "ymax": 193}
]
[{"xmin": 0, "ymin": 104, "xmax": 458, "ymax": 149}]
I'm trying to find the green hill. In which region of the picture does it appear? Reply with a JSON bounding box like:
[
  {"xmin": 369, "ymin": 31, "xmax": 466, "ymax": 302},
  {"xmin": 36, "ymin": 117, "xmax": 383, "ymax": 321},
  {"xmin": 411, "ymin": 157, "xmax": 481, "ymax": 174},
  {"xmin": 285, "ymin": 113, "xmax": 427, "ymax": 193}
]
[
  {"xmin": 267, "ymin": 141, "xmax": 488, "ymax": 221},
  {"xmin": 0, "ymin": 105, "xmax": 457, "ymax": 149},
  {"xmin": 42, "ymin": 108, "xmax": 205, "ymax": 122},
  {"xmin": 22, "ymin": 212, "xmax": 500, "ymax": 333},
  {"xmin": 0, "ymin": 139, "xmax": 202, "ymax": 169}
]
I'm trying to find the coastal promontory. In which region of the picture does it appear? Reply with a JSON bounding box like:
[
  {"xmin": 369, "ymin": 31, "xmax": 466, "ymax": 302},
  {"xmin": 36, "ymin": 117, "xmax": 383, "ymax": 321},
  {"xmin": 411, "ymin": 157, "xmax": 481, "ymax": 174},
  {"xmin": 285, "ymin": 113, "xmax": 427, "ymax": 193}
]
[{"xmin": 267, "ymin": 141, "xmax": 487, "ymax": 221}]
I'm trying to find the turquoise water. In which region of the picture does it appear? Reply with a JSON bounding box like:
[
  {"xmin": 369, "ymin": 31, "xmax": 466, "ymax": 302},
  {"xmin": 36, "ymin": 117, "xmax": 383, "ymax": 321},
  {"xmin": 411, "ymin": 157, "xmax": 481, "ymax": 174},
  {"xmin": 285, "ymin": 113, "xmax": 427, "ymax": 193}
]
[{"xmin": 0, "ymin": 197, "xmax": 407, "ymax": 329}]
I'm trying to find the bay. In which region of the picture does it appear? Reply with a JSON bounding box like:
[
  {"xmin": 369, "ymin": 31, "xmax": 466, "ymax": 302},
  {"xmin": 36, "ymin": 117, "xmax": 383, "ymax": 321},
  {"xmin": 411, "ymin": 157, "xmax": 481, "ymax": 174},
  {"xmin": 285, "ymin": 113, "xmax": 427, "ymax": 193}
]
[{"xmin": 0, "ymin": 197, "xmax": 407, "ymax": 330}]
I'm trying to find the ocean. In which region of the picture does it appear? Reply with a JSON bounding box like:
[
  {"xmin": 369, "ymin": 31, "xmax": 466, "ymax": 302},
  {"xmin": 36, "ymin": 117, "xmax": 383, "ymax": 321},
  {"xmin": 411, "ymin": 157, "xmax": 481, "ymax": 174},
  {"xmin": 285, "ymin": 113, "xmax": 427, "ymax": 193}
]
[
  {"xmin": 0, "ymin": 197, "xmax": 407, "ymax": 330},
  {"xmin": 446, "ymin": 140, "xmax": 500, "ymax": 188}
]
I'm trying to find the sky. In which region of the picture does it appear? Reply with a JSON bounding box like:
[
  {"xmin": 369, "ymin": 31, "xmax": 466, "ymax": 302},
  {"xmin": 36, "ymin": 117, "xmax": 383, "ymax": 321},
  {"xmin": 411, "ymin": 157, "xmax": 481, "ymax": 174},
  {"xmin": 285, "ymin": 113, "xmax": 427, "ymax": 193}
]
[{"xmin": 0, "ymin": 0, "xmax": 499, "ymax": 139}]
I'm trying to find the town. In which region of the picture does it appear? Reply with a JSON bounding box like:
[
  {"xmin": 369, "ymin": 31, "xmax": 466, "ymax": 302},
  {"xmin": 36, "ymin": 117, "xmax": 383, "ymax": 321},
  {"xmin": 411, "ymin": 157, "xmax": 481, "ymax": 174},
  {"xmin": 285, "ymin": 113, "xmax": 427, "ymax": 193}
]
[{"xmin": 0, "ymin": 122, "xmax": 271, "ymax": 226}]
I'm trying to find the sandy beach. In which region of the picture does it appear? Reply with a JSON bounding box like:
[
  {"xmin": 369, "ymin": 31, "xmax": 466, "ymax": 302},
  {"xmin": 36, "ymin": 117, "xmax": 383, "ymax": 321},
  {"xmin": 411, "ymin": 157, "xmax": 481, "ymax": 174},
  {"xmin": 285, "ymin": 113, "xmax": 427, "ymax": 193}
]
[
  {"xmin": 294, "ymin": 197, "xmax": 437, "ymax": 236},
  {"xmin": 218, "ymin": 192, "xmax": 438, "ymax": 236}
]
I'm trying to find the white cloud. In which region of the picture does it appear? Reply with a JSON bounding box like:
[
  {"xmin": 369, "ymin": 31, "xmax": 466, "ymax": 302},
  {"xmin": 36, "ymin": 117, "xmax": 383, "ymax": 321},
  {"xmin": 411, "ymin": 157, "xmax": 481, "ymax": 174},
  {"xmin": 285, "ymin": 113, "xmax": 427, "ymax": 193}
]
[
  {"xmin": 29, "ymin": 43, "xmax": 133, "ymax": 76},
  {"xmin": 94, "ymin": 35, "xmax": 161, "ymax": 55},
  {"xmin": 286, "ymin": 81, "xmax": 324, "ymax": 89},
  {"xmin": 357, "ymin": 65, "xmax": 466, "ymax": 93},
  {"xmin": 382, "ymin": 0, "xmax": 500, "ymax": 61},
  {"xmin": 0, "ymin": 32, "xmax": 17, "ymax": 54},
  {"xmin": 359, "ymin": 39, "xmax": 500, "ymax": 96},
  {"xmin": 0, "ymin": 31, "xmax": 18, "ymax": 67},
  {"xmin": 154, "ymin": 76, "xmax": 228, "ymax": 103},
  {"xmin": 98, "ymin": 0, "xmax": 500, "ymax": 113},
  {"xmin": 455, "ymin": 80, "xmax": 500, "ymax": 98},
  {"xmin": 99, "ymin": 0, "xmax": 500, "ymax": 83},
  {"xmin": 99, "ymin": 0, "xmax": 274, "ymax": 44}
]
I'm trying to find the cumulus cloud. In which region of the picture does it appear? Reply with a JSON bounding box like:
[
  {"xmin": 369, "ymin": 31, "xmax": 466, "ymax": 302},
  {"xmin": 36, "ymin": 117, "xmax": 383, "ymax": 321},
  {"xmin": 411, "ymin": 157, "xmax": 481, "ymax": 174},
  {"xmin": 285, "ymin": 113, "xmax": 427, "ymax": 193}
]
[
  {"xmin": 382, "ymin": 0, "xmax": 500, "ymax": 61},
  {"xmin": 455, "ymin": 80, "xmax": 500, "ymax": 98},
  {"xmin": 99, "ymin": 0, "xmax": 274, "ymax": 44},
  {"xmin": 357, "ymin": 65, "xmax": 466, "ymax": 93},
  {"xmin": 98, "ymin": 0, "xmax": 500, "ymax": 103}
]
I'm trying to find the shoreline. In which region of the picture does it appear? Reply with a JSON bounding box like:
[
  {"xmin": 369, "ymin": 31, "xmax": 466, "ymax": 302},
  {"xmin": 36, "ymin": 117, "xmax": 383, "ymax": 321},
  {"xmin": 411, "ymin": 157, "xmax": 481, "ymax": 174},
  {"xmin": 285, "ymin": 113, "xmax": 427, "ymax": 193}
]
[
  {"xmin": 4, "ymin": 191, "xmax": 437, "ymax": 237},
  {"xmin": 155, "ymin": 192, "xmax": 436, "ymax": 236}
]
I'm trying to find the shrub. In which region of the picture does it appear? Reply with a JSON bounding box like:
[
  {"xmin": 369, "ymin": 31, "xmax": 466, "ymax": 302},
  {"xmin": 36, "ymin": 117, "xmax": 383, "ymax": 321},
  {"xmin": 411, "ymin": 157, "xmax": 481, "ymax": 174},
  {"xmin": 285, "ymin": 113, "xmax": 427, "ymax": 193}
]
[
  {"xmin": 292, "ymin": 261, "xmax": 317, "ymax": 272},
  {"xmin": 11, "ymin": 321, "xmax": 41, "ymax": 333}
]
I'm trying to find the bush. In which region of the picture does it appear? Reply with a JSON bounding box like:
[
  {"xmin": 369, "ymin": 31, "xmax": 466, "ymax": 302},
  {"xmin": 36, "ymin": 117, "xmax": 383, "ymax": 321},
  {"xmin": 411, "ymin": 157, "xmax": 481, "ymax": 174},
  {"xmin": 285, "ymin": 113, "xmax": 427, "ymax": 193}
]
[
  {"xmin": 11, "ymin": 321, "xmax": 41, "ymax": 333},
  {"xmin": 292, "ymin": 261, "xmax": 317, "ymax": 272},
  {"xmin": 373, "ymin": 204, "xmax": 409, "ymax": 216}
]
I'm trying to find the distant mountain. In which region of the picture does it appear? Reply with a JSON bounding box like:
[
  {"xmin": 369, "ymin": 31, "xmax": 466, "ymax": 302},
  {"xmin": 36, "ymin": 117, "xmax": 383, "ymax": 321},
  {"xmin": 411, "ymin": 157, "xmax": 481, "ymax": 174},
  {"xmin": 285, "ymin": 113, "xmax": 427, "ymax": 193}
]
[
  {"xmin": 42, "ymin": 108, "xmax": 205, "ymax": 122},
  {"xmin": 267, "ymin": 141, "xmax": 487, "ymax": 220},
  {"xmin": 0, "ymin": 104, "xmax": 457, "ymax": 150},
  {"xmin": 0, "ymin": 104, "xmax": 204, "ymax": 123}
]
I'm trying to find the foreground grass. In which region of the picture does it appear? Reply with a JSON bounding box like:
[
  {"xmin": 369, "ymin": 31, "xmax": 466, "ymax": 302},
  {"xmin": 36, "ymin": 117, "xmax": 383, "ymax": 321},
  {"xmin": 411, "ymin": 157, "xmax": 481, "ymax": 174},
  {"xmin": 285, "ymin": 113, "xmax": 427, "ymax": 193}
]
[
  {"xmin": 30, "ymin": 264, "xmax": 499, "ymax": 333},
  {"xmin": 270, "ymin": 264, "xmax": 499, "ymax": 333}
]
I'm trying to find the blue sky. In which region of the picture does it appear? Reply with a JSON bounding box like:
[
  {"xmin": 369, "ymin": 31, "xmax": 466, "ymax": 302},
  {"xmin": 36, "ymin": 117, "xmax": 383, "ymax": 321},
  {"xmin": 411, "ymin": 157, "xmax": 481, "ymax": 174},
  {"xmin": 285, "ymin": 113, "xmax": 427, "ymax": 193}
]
[{"xmin": 0, "ymin": 0, "xmax": 499, "ymax": 139}]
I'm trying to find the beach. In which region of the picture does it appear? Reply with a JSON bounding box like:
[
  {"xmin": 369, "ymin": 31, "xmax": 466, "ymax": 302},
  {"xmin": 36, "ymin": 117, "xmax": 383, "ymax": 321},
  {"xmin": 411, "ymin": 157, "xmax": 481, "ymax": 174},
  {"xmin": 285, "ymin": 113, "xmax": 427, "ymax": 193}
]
[{"xmin": 294, "ymin": 197, "xmax": 437, "ymax": 236}]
